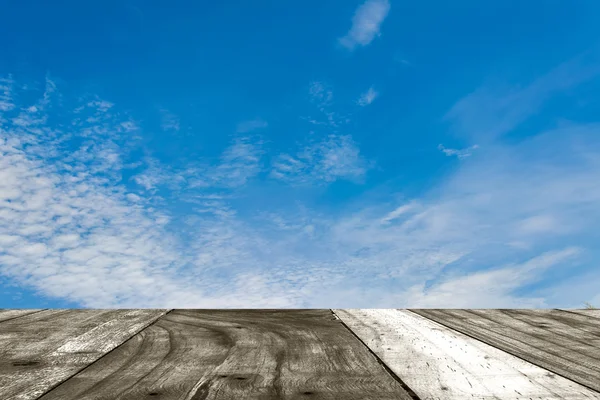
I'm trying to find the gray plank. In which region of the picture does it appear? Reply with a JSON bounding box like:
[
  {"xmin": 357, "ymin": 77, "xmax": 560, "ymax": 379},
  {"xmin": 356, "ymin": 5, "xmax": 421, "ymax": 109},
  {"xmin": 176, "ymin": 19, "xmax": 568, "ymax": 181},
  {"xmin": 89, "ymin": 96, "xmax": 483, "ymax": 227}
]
[
  {"xmin": 560, "ymin": 309, "xmax": 600, "ymax": 320},
  {"xmin": 0, "ymin": 309, "xmax": 45, "ymax": 323},
  {"xmin": 412, "ymin": 309, "xmax": 600, "ymax": 393},
  {"xmin": 335, "ymin": 309, "xmax": 600, "ymax": 399},
  {"xmin": 500, "ymin": 309, "xmax": 600, "ymax": 344},
  {"xmin": 39, "ymin": 309, "xmax": 414, "ymax": 400},
  {"xmin": 0, "ymin": 308, "xmax": 169, "ymax": 400}
]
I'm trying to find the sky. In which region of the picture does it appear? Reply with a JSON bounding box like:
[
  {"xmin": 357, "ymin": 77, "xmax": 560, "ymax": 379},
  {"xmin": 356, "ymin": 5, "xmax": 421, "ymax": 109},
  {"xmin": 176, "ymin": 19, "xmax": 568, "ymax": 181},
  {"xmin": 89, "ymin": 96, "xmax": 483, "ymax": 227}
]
[{"xmin": 1, "ymin": 0, "xmax": 600, "ymax": 309}]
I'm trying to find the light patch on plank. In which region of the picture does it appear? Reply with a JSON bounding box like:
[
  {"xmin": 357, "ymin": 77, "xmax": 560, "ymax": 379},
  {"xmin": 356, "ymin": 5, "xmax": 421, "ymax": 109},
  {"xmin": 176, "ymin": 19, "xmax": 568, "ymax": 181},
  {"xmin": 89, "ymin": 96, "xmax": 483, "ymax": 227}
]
[
  {"xmin": 333, "ymin": 309, "xmax": 600, "ymax": 399},
  {"xmin": 36, "ymin": 309, "xmax": 414, "ymax": 400},
  {"xmin": 0, "ymin": 309, "xmax": 170, "ymax": 400},
  {"xmin": 411, "ymin": 308, "xmax": 600, "ymax": 391},
  {"xmin": 50, "ymin": 310, "xmax": 168, "ymax": 355}
]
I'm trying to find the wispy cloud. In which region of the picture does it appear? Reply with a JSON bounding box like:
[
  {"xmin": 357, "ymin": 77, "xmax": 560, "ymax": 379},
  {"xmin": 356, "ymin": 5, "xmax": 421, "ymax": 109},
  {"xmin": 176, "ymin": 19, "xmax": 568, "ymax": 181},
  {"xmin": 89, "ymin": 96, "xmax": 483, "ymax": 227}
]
[
  {"xmin": 236, "ymin": 118, "xmax": 268, "ymax": 133},
  {"xmin": 380, "ymin": 202, "xmax": 417, "ymax": 224},
  {"xmin": 132, "ymin": 136, "xmax": 264, "ymax": 192},
  {"xmin": 271, "ymin": 134, "xmax": 370, "ymax": 184},
  {"xmin": 0, "ymin": 76, "xmax": 15, "ymax": 113},
  {"xmin": 438, "ymin": 143, "xmax": 479, "ymax": 159},
  {"xmin": 309, "ymin": 81, "xmax": 333, "ymax": 105},
  {"xmin": 305, "ymin": 81, "xmax": 350, "ymax": 128},
  {"xmin": 339, "ymin": 0, "xmax": 391, "ymax": 50},
  {"xmin": 394, "ymin": 55, "xmax": 411, "ymax": 66},
  {"xmin": 132, "ymin": 156, "xmax": 186, "ymax": 192},
  {"xmin": 159, "ymin": 108, "xmax": 180, "ymax": 132},
  {"xmin": 0, "ymin": 78, "xmax": 301, "ymax": 308},
  {"xmin": 313, "ymin": 125, "xmax": 600, "ymax": 307},
  {"xmin": 189, "ymin": 137, "xmax": 264, "ymax": 188},
  {"xmin": 86, "ymin": 98, "xmax": 114, "ymax": 113},
  {"xmin": 0, "ymin": 79, "xmax": 194, "ymax": 307},
  {"xmin": 445, "ymin": 49, "xmax": 600, "ymax": 142},
  {"xmin": 2, "ymin": 68, "xmax": 600, "ymax": 309},
  {"xmin": 401, "ymin": 248, "xmax": 582, "ymax": 308},
  {"xmin": 357, "ymin": 86, "xmax": 378, "ymax": 106}
]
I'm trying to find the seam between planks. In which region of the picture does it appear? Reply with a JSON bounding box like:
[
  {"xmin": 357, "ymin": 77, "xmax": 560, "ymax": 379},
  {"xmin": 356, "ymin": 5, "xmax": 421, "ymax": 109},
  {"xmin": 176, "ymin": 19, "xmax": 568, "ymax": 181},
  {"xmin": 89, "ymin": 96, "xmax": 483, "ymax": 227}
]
[
  {"xmin": 0, "ymin": 309, "xmax": 48, "ymax": 324},
  {"xmin": 405, "ymin": 309, "xmax": 600, "ymax": 395},
  {"xmin": 330, "ymin": 309, "xmax": 422, "ymax": 400},
  {"xmin": 33, "ymin": 309, "xmax": 175, "ymax": 400}
]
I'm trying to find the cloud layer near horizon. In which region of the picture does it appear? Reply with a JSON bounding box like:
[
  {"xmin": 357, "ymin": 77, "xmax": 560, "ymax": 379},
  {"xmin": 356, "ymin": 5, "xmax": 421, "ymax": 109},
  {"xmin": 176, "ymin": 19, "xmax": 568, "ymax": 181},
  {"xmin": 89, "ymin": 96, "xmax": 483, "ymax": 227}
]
[{"xmin": 1, "ymin": 69, "xmax": 600, "ymax": 309}]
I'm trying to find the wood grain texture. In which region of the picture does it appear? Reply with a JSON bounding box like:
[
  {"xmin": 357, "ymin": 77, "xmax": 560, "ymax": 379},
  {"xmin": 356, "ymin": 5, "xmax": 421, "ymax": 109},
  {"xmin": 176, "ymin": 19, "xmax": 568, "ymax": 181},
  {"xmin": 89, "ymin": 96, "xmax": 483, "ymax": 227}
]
[
  {"xmin": 0, "ymin": 308, "xmax": 169, "ymax": 400},
  {"xmin": 560, "ymin": 309, "xmax": 600, "ymax": 319},
  {"xmin": 411, "ymin": 308, "xmax": 600, "ymax": 393},
  {"xmin": 334, "ymin": 308, "xmax": 600, "ymax": 399},
  {"xmin": 0, "ymin": 309, "xmax": 44, "ymax": 323},
  {"xmin": 38, "ymin": 309, "xmax": 414, "ymax": 400}
]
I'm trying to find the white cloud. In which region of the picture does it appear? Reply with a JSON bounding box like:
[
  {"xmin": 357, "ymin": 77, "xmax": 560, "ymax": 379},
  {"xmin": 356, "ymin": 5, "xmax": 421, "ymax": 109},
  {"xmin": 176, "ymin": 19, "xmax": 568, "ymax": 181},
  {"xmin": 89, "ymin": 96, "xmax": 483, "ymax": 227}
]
[
  {"xmin": 304, "ymin": 81, "xmax": 351, "ymax": 128},
  {"xmin": 296, "ymin": 120, "xmax": 600, "ymax": 308},
  {"xmin": 132, "ymin": 157, "xmax": 186, "ymax": 191},
  {"xmin": 2, "ymin": 69, "xmax": 600, "ymax": 310},
  {"xmin": 1, "ymin": 92, "xmax": 192, "ymax": 307},
  {"xmin": 316, "ymin": 135, "xmax": 370, "ymax": 181},
  {"xmin": 0, "ymin": 80, "xmax": 296, "ymax": 308},
  {"xmin": 188, "ymin": 137, "xmax": 264, "ymax": 188},
  {"xmin": 132, "ymin": 138, "xmax": 264, "ymax": 193},
  {"xmin": 87, "ymin": 99, "xmax": 114, "ymax": 113},
  {"xmin": 401, "ymin": 248, "xmax": 582, "ymax": 308},
  {"xmin": 357, "ymin": 86, "xmax": 378, "ymax": 106},
  {"xmin": 339, "ymin": 0, "xmax": 391, "ymax": 50},
  {"xmin": 271, "ymin": 134, "xmax": 370, "ymax": 184},
  {"xmin": 380, "ymin": 202, "xmax": 418, "ymax": 224},
  {"xmin": 236, "ymin": 118, "xmax": 268, "ymax": 133},
  {"xmin": 438, "ymin": 143, "xmax": 479, "ymax": 158},
  {"xmin": 0, "ymin": 76, "xmax": 15, "ymax": 113}
]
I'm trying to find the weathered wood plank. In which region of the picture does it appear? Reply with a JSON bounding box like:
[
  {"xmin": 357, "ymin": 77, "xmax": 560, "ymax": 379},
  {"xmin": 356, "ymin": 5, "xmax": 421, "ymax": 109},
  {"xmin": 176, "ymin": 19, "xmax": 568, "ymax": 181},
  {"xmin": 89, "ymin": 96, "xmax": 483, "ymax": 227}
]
[
  {"xmin": 0, "ymin": 309, "xmax": 44, "ymax": 323},
  {"xmin": 495, "ymin": 309, "xmax": 600, "ymax": 345},
  {"xmin": 334, "ymin": 308, "xmax": 600, "ymax": 399},
  {"xmin": 0, "ymin": 308, "xmax": 169, "ymax": 400},
  {"xmin": 38, "ymin": 309, "xmax": 414, "ymax": 400},
  {"xmin": 411, "ymin": 308, "xmax": 600, "ymax": 393},
  {"xmin": 560, "ymin": 309, "xmax": 600, "ymax": 320}
]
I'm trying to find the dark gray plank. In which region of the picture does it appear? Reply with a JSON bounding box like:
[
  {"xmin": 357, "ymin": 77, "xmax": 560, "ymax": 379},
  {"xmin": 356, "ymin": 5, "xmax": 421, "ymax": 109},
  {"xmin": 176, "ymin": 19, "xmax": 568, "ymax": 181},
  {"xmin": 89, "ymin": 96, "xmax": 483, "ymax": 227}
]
[
  {"xmin": 411, "ymin": 309, "xmax": 600, "ymax": 393},
  {"xmin": 39, "ymin": 309, "xmax": 414, "ymax": 400},
  {"xmin": 0, "ymin": 309, "xmax": 45, "ymax": 323},
  {"xmin": 0, "ymin": 309, "xmax": 169, "ymax": 400}
]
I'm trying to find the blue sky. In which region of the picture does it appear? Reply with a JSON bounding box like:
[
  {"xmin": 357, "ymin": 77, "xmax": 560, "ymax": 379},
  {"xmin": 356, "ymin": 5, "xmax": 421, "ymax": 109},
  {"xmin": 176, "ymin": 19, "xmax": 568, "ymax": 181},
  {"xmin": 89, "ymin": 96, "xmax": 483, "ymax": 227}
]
[{"xmin": 1, "ymin": 0, "xmax": 600, "ymax": 308}]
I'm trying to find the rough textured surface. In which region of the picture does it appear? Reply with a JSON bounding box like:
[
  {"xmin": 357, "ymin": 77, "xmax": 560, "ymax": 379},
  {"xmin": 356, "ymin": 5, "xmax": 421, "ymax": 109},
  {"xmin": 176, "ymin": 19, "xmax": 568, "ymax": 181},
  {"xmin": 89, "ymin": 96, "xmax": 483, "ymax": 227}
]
[
  {"xmin": 333, "ymin": 309, "xmax": 600, "ymax": 400},
  {"xmin": 560, "ymin": 309, "xmax": 600, "ymax": 320},
  {"xmin": 411, "ymin": 308, "xmax": 600, "ymax": 393},
  {"xmin": 0, "ymin": 309, "xmax": 169, "ymax": 400},
  {"xmin": 2, "ymin": 308, "xmax": 600, "ymax": 400},
  {"xmin": 36, "ymin": 309, "xmax": 414, "ymax": 400},
  {"xmin": 0, "ymin": 309, "xmax": 45, "ymax": 323}
]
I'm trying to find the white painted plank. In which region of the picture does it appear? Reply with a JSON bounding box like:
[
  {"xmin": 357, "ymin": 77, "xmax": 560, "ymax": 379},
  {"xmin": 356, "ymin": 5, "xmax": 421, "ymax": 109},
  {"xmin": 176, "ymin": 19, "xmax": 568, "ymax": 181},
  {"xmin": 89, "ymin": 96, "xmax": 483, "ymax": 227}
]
[
  {"xmin": 334, "ymin": 309, "xmax": 600, "ymax": 400},
  {"xmin": 412, "ymin": 308, "xmax": 600, "ymax": 391}
]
